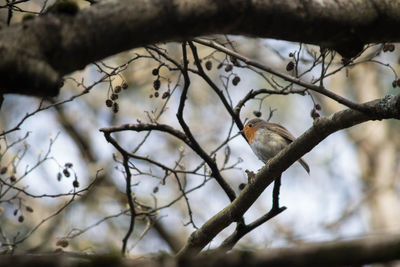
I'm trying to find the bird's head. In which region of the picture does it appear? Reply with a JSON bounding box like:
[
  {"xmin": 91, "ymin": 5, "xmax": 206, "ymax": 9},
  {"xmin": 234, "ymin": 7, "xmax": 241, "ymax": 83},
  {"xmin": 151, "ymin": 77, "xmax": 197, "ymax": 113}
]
[{"xmin": 241, "ymin": 118, "xmax": 264, "ymax": 144}]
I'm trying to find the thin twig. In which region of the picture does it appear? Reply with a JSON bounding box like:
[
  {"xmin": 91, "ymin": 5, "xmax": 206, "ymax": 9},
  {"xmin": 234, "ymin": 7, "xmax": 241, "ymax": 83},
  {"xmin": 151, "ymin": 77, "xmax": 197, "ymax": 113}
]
[{"xmin": 193, "ymin": 38, "xmax": 370, "ymax": 113}]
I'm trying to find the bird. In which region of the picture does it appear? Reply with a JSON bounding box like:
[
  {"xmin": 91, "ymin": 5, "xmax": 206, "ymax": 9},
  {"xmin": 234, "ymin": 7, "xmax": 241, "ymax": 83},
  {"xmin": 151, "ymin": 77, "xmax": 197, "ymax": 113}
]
[{"xmin": 241, "ymin": 118, "xmax": 310, "ymax": 174}]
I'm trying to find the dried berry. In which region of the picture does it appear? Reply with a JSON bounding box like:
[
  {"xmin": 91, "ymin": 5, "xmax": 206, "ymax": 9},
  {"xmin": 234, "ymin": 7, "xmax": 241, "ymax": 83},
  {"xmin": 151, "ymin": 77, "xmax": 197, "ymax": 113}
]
[
  {"xmin": 153, "ymin": 79, "xmax": 161, "ymax": 90},
  {"xmin": 232, "ymin": 76, "xmax": 241, "ymax": 86},
  {"xmin": 383, "ymin": 43, "xmax": 395, "ymax": 52},
  {"xmin": 110, "ymin": 93, "xmax": 118, "ymax": 100},
  {"xmin": 393, "ymin": 80, "xmax": 398, "ymax": 88},
  {"xmin": 122, "ymin": 82, "xmax": 128, "ymax": 89},
  {"xmin": 231, "ymin": 56, "xmax": 240, "ymax": 67},
  {"xmin": 114, "ymin": 86, "xmax": 122, "ymax": 93},
  {"xmin": 56, "ymin": 239, "xmax": 69, "ymax": 248},
  {"xmin": 73, "ymin": 180, "xmax": 79, "ymax": 188},
  {"xmin": 205, "ymin": 61, "xmax": 212, "ymax": 71},
  {"xmin": 341, "ymin": 57, "xmax": 351, "ymax": 65},
  {"xmin": 286, "ymin": 61, "xmax": 295, "ymax": 71},
  {"xmin": 9, "ymin": 175, "xmax": 16, "ymax": 183},
  {"xmin": 315, "ymin": 103, "xmax": 321, "ymax": 110},
  {"xmin": 224, "ymin": 64, "xmax": 233, "ymax": 72},
  {"xmin": 26, "ymin": 206, "xmax": 34, "ymax": 213},
  {"xmin": 13, "ymin": 209, "xmax": 18, "ymax": 216},
  {"xmin": 149, "ymin": 94, "xmax": 153, "ymax": 98},
  {"xmin": 162, "ymin": 91, "xmax": 170, "ymax": 99},
  {"xmin": 65, "ymin": 163, "xmax": 73, "ymax": 168},
  {"xmin": 153, "ymin": 186, "xmax": 159, "ymax": 194},
  {"xmin": 289, "ymin": 52, "xmax": 294, "ymax": 57},
  {"xmin": 311, "ymin": 108, "xmax": 320, "ymax": 119},
  {"xmin": 57, "ymin": 172, "xmax": 62, "ymax": 181},
  {"xmin": 154, "ymin": 92, "xmax": 159, "ymax": 98},
  {"xmin": 112, "ymin": 102, "xmax": 119, "ymax": 113},
  {"xmin": 63, "ymin": 169, "xmax": 70, "ymax": 177},
  {"xmin": 217, "ymin": 62, "xmax": 223, "ymax": 69},
  {"xmin": 18, "ymin": 215, "xmax": 24, "ymax": 223},
  {"xmin": 253, "ymin": 111, "xmax": 262, "ymax": 117},
  {"xmin": 152, "ymin": 68, "xmax": 159, "ymax": 76},
  {"xmin": 105, "ymin": 99, "xmax": 113, "ymax": 107},
  {"xmin": 0, "ymin": 167, "xmax": 7, "ymax": 174},
  {"xmin": 238, "ymin": 183, "xmax": 246, "ymax": 190}
]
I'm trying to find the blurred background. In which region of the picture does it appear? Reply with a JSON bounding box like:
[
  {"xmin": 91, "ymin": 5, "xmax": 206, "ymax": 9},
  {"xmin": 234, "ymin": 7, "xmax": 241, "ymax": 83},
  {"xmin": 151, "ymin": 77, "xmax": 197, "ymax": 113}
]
[{"xmin": 1, "ymin": 0, "xmax": 400, "ymax": 256}]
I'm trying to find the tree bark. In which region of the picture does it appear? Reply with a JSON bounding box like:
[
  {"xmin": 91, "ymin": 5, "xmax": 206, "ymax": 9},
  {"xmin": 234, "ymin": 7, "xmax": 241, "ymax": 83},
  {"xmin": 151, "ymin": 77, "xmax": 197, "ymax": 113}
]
[
  {"xmin": 2, "ymin": 234, "xmax": 400, "ymax": 267},
  {"xmin": 1, "ymin": 0, "xmax": 400, "ymax": 96}
]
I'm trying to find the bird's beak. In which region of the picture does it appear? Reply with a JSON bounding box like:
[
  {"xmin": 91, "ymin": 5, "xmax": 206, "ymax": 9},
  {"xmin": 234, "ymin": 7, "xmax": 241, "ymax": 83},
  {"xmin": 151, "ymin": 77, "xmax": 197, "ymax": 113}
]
[{"xmin": 238, "ymin": 129, "xmax": 244, "ymax": 134}]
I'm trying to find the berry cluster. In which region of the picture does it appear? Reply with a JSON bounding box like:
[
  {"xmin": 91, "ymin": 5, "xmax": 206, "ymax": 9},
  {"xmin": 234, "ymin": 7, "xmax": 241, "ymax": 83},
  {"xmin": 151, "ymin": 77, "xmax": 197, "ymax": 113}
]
[
  {"xmin": 57, "ymin": 162, "xmax": 79, "ymax": 188},
  {"xmin": 311, "ymin": 104, "xmax": 322, "ymax": 120},
  {"xmin": 150, "ymin": 67, "xmax": 170, "ymax": 99},
  {"xmin": 383, "ymin": 43, "xmax": 395, "ymax": 53},
  {"xmin": 204, "ymin": 59, "xmax": 241, "ymax": 86},
  {"xmin": 105, "ymin": 82, "xmax": 128, "ymax": 113}
]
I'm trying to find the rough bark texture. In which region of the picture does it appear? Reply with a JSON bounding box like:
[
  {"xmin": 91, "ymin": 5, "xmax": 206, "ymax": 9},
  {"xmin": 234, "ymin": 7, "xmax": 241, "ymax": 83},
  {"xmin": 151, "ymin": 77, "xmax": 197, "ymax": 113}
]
[
  {"xmin": 2, "ymin": 234, "xmax": 400, "ymax": 267},
  {"xmin": 1, "ymin": 0, "xmax": 400, "ymax": 96}
]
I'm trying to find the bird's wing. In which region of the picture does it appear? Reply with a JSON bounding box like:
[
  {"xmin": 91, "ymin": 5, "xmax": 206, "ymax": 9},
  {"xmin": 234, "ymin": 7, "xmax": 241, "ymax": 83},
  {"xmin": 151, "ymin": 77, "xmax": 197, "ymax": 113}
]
[{"xmin": 264, "ymin": 122, "xmax": 296, "ymax": 142}]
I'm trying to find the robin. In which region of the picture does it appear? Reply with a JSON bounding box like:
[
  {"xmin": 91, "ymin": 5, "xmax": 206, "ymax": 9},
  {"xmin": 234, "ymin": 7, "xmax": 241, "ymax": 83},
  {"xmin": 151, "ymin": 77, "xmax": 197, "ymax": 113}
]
[{"xmin": 241, "ymin": 118, "xmax": 310, "ymax": 174}]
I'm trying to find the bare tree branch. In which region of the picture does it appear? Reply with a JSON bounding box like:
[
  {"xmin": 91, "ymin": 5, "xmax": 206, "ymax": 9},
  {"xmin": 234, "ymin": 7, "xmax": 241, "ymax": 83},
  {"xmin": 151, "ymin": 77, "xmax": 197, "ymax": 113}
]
[
  {"xmin": 3, "ymin": 233, "xmax": 400, "ymax": 266},
  {"xmin": 193, "ymin": 38, "xmax": 369, "ymax": 113},
  {"xmin": 177, "ymin": 94, "xmax": 400, "ymax": 258},
  {"xmin": 101, "ymin": 132, "xmax": 136, "ymax": 256},
  {"xmin": 188, "ymin": 41, "xmax": 243, "ymax": 130},
  {"xmin": 219, "ymin": 177, "xmax": 286, "ymax": 251},
  {"xmin": 2, "ymin": 0, "xmax": 400, "ymax": 96}
]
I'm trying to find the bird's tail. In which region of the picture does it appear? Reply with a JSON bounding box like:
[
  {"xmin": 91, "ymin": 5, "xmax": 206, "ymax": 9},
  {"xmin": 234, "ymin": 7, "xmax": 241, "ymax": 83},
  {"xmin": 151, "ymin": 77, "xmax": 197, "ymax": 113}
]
[{"xmin": 298, "ymin": 158, "xmax": 310, "ymax": 174}]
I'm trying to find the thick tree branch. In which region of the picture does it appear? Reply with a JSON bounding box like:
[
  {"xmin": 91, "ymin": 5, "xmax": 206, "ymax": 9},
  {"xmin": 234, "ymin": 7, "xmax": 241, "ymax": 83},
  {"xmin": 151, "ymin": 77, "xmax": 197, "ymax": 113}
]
[
  {"xmin": 176, "ymin": 94, "xmax": 400, "ymax": 258},
  {"xmin": 2, "ymin": 233, "xmax": 400, "ymax": 266},
  {"xmin": 1, "ymin": 0, "xmax": 400, "ymax": 96},
  {"xmin": 195, "ymin": 234, "xmax": 400, "ymax": 267},
  {"xmin": 218, "ymin": 176, "xmax": 286, "ymax": 251}
]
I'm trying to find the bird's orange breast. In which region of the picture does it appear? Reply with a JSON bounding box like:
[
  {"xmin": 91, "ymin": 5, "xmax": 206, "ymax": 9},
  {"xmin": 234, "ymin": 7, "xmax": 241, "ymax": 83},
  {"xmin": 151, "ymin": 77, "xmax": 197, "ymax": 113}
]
[{"xmin": 243, "ymin": 125, "xmax": 259, "ymax": 144}]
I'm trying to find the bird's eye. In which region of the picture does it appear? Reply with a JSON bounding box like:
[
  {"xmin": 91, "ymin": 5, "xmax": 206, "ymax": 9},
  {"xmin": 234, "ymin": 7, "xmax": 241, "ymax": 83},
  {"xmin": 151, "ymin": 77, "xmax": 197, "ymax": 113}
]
[{"xmin": 248, "ymin": 123, "xmax": 253, "ymax": 128}]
